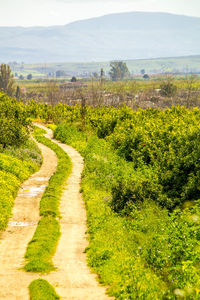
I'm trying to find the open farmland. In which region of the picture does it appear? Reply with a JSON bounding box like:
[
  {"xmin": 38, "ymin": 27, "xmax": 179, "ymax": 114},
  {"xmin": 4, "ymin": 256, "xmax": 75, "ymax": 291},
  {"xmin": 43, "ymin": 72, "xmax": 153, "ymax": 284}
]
[{"xmin": 9, "ymin": 55, "xmax": 200, "ymax": 78}]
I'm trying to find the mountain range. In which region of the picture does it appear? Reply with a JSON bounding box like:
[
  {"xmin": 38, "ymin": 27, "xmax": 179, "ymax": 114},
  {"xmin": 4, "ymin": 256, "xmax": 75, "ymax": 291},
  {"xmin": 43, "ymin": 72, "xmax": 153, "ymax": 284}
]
[{"xmin": 0, "ymin": 12, "xmax": 200, "ymax": 63}]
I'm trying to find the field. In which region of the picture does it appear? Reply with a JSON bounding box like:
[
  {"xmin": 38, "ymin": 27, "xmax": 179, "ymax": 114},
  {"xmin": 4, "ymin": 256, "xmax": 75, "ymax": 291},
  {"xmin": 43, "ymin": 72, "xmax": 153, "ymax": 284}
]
[
  {"xmin": 0, "ymin": 85, "xmax": 200, "ymax": 298},
  {"xmin": 16, "ymin": 75, "xmax": 200, "ymax": 112},
  {"xmin": 10, "ymin": 55, "xmax": 200, "ymax": 78}
]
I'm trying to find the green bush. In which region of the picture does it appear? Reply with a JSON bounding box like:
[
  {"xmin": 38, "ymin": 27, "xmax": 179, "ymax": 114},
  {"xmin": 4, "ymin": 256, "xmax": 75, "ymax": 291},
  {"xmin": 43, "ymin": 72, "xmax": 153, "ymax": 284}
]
[
  {"xmin": 29, "ymin": 279, "xmax": 60, "ymax": 300},
  {"xmin": 109, "ymin": 107, "xmax": 200, "ymax": 210},
  {"xmin": 111, "ymin": 168, "xmax": 162, "ymax": 214},
  {"xmin": 0, "ymin": 92, "xmax": 29, "ymax": 148},
  {"xmin": 160, "ymin": 80, "xmax": 177, "ymax": 97},
  {"xmin": 0, "ymin": 142, "xmax": 41, "ymax": 231},
  {"xmin": 54, "ymin": 119, "xmax": 200, "ymax": 299}
]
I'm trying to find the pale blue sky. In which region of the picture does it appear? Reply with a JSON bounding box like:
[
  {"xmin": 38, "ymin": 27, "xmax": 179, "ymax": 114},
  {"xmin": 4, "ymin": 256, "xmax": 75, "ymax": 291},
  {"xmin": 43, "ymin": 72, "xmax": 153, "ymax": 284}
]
[{"xmin": 0, "ymin": 0, "xmax": 200, "ymax": 27}]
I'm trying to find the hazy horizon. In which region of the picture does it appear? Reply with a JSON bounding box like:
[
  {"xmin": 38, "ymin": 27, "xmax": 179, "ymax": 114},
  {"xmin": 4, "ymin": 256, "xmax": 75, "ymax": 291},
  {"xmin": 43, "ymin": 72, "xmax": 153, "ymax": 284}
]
[
  {"xmin": 1, "ymin": 11, "xmax": 199, "ymax": 29},
  {"xmin": 0, "ymin": 0, "xmax": 200, "ymax": 27}
]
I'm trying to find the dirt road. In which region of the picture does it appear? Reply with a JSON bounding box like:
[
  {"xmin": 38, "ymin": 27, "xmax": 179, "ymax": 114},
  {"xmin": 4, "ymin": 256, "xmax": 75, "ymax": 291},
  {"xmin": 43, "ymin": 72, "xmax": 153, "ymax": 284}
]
[
  {"xmin": 0, "ymin": 143, "xmax": 57, "ymax": 299},
  {"xmin": 0, "ymin": 125, "xmax": 110, "ymax": 299},
  {"xmin": 39, "ymin": 125, "xmax": 110, "ymax": 299}
]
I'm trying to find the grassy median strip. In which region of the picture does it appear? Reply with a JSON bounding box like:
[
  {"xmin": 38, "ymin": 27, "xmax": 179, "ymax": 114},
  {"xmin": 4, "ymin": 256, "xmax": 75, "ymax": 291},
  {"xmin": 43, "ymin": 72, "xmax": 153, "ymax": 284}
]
[
  {"xmin": 24, "ymin": 128, "xmax": 72, "ymax": 273},
  {"xmin": 36, "ymin": 135, "xmax": 72, "ymax": 217},
  {"xmin": 29, "ymin": 279, "xmax": 60, "ymax": 300}
]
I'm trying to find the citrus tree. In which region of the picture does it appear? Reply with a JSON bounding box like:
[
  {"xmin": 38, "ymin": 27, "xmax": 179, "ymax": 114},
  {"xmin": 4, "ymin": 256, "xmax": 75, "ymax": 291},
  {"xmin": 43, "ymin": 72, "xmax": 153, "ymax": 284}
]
[{"xmin": 0, "ymin": 93, "xmax": 30, "ymax": 149}]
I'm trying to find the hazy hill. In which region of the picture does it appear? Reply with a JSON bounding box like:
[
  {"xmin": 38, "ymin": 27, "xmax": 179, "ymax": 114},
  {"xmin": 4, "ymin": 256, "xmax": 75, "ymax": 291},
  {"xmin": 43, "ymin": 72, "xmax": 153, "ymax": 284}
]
[{"xmin": 0, "ymin": 12, "xmax": 200, "ymax": 63}]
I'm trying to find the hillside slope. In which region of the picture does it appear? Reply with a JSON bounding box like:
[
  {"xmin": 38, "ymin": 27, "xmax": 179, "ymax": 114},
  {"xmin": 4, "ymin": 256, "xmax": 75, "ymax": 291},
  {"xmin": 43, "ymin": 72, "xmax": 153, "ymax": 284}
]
[{"xmin": 0, "ymin": 12, "xmax": 200, "ymax": 63}]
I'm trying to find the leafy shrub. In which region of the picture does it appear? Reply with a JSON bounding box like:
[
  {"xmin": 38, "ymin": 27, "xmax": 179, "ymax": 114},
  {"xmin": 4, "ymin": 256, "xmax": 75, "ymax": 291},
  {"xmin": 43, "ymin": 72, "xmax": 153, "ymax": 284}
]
[
  {"xmin": 54, "ymin": 117, "xmax": 200, "ymax": 299},
  {"xmin": 0, "ymin": 143, "xmax": 41, "ymax": 230},
  {"xmin": 0, "ymin": 92, "xmax": 30, "ymax": 148},
  {"xmin": 0, "ymin": 153, "xmax": 34, "ymax": 181},
  {"xmin": 29, "ymin": 279, "xmax": 60, "ymax": 300},
  {"xmin": 111, "ymin": 168, "xmax": 163, "ymax": 214},
  {"xmin": 109, "ymin": 107, "xmax": 200, "ymax": 210},
  {"xmin": 160, "ymin": 80, "xmax": 177, "ymax": 97},
  {"xmin": 54, "ymin": 123, "xmax": 87, "ymax": 154}
]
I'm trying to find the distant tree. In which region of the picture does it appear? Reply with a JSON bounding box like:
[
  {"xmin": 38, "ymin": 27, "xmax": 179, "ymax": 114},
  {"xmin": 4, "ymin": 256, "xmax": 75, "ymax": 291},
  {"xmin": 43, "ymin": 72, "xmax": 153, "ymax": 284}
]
[
  {"xmin": 100, "ymin": 68, "xmax": 104, "ymax": 84},
  {"xmin": 0, "ymin": 64, "xmax": 15, "ymax": 96},
  {"xmin": 109, "ymin": 61, "xmax": 130, "ymax": 81},
  {"xmin": 27, "ymin": 73, "xmax": 32, "ymax": 80},
  {"xmin": 140, "ymin": 69, "xmax": 145, "ymax": 75},
  {"xmin": 48, "ymin": 72, "xmax": 54, "ymax": 77},
  {"xmin": 143, "ymin": 74, "xmax": 149, "ymax": 79},
  {"xmin": 19, "ymin": 75, "xmax": 24, "ymax": 80},
  {"xmin": 71, "ymin": 76, "xmax": 77, "ymax": 82},
  {"xmin": 56, "ymin": 70, "xmax": 66, "ymax": 77},
  {"xmin": 16, "ymin": 86, "xmax": 21, "ymax": 100}
]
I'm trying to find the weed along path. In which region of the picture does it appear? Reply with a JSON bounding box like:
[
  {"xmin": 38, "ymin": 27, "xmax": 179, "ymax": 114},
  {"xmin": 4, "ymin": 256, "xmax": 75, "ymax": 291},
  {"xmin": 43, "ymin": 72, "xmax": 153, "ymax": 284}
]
[
  {"xmin": 36, "ymin": 124, "xmax": 110, "ymax": 300},
  {"xmin": 0, "ymin": 143, "xmax": 57, "ymax": 299}
]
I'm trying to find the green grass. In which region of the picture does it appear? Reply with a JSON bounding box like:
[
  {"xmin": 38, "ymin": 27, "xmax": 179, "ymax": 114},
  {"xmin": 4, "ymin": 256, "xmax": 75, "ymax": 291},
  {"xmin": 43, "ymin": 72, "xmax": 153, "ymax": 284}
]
[
  {"xmin": 33, "ymin": 126, "xmax": 47, "ymax": 135},
  {"xmin": 29, "ymin": 279, "xmax": 60, "ymax": 300},
  {"xmin": 3, "ymin": 139, "xmax": 42, "ymax": 167},
  {"xmin": 36, "ymin": 135, "xmax": 72, "ymax": 217},
  {"xmin": 0, "ymin": 152, "xmax": 39, "ymax": 182},
  {"xmin": 24, "ymin": 127, "xmax": 72, "ymax": 273},
  {"xmin": 24, "ymin": 216, "xmax": 60, "ymax": 273},
  {"xmin": 0, "ymin": 140, "xmax": 41, "ymax": 231}
]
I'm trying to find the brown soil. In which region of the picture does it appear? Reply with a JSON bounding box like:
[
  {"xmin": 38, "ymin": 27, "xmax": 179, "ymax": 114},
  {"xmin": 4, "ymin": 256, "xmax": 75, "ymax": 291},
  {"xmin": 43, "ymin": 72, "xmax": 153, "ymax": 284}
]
[{"xmin": 0, "ymin": 125, "xmax": 111, "ymax": 299}]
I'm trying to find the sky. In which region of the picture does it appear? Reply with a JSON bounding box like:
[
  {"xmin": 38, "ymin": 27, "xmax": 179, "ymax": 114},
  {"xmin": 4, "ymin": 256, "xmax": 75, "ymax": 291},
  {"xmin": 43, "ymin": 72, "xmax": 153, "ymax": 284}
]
[{"xmin": 0, "ymin": 0, "xmax": 200, "ymax": 27}]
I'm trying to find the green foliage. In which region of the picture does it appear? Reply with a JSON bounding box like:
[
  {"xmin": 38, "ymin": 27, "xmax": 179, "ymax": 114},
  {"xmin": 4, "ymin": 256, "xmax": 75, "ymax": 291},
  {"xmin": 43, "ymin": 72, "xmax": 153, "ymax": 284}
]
[
  {"xmin": 0, "ymin": 92, "xmax": 30, "ymax": 148},
  {"xmin": 0, "ymin": 153, "xmax": 35, "ymax": 181},
  {"xmin": 109, "ymin": 61, "xmax": 130, "ymax": 81},
  {"xmin": 33, "ymin": 126, "xmax": 47, "ymax": 135},
  {"xmin": 0, "ymin": 64, "xmax": 15, "ymax": 96},
  {"xmin": 35, "ymin": 135, "xmax": 72, "ymax": 217},
  {"xmin": 111, "ymin": 168, "xmax": 162, "ymax": 214},
  {"xmin": 54, "ymin": 123, "xmax": 87, "ymax": 153},
  {"xmin": 29, "ymin": 279, "xmax": 60, "ymax": 300},
  {"xmin": 0, "ymin": 141, "xmax": 41, "ymax": 231},
  {"xmin": 27, "ymin": 73, "xmax": 33, "ymax": 80},
  {"xmin": 54, "ymin": 119, "xmax": 200, "ymax": 299},
  {"xmin": 42, "ymin": 106, "xmax": 200, "ymax": 212},
  {"xmin": 0, "ymin": 171, "xmax": 20, "ymax": 230},
  {"xmin": 25, "ymin": 216, "xmax": 60, "ymax": 273},
  {"xmin": 108, "ymin": 107, "xmax": 200, "ymax": 210},
  {"xmin": 160, "ymin": 79, "xmax": 177, "ymax": 96},
  {"xmin": 0, "ymin": 94, "xmax": 43, "ymax": 234},
  {"xmin": 3, "ymin": 139, "xmax": 42, "ymax": 166},
  {"xmin": 16, "ymin": 85, "xmax": 21, "ymax": 100}
]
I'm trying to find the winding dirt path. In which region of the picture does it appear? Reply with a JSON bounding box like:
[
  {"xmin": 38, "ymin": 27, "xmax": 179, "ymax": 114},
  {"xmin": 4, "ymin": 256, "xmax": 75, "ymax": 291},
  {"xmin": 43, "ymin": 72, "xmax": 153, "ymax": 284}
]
[
  {"xmin": 38, "ymin": 124, "xmax": 110, "ymax": 299},
  {"xmin": 0, "ymin": 143, "xmax": 58, "ymax": 299},
  {"xmin": 0, "ymin": 125, "xmax": 111, "ymax": 299}
]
